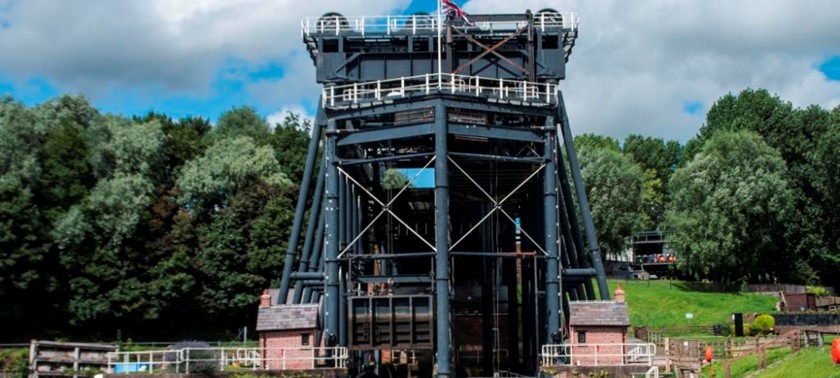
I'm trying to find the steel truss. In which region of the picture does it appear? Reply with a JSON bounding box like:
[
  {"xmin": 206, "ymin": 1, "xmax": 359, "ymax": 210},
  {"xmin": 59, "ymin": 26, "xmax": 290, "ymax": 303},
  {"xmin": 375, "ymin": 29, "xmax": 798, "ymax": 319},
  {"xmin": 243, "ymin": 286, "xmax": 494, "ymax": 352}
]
[{"xmin": 272, "ymin": 10, "xmax": 606, "ymax": 378}]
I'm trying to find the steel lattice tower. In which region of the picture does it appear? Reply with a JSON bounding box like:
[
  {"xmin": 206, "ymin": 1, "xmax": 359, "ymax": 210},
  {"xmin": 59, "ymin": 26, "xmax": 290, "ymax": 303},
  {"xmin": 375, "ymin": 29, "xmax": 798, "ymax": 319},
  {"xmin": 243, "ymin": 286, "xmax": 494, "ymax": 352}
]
[{"xmin": 275, "ymin": 9, "xmax": 609, "ymax": 377}]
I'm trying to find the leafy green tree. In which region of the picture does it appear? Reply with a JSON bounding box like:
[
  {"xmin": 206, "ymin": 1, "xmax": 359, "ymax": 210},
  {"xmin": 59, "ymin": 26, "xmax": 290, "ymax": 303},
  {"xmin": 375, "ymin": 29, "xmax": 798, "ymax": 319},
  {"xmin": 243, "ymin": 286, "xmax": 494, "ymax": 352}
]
[
  {"xmin": 269, "ymin": 112, "xmax": 313, "ymax": 180},
  {"xmin": 578, "ymin": 145, "xmax": 644, "ymax": 260},
  {"xmin": 383, "ymin": 169, "xmax": 410, "ymax": 190},
  {"xmin": 213, "ymin": 106, "xmax": 271, "ymax": 143},
  {"xmin": 574, "ymin": 133, "xmax": 620, "ymax": 152},
  {"xmin": 813, "ymin": 106, "xmax": 840, "ymax": 287},
  {"xmin": 622, "ymin": 135, "xmax": 681, "ymax": 229},
  {"xmin": 665, "ymin": 131, "xmax": 795, "ymax": 285},
  {"xmin": 177, "ymin": 136, "xmax": 291, "ymax": 211}
]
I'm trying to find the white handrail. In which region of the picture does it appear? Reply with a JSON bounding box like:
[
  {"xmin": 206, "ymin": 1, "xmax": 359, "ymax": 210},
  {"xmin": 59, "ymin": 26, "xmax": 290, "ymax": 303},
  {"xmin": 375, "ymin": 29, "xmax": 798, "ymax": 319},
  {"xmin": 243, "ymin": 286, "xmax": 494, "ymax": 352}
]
[
  {"xmin": 321, "ymin": 73, "xmax": 557, "ymax": 108},
  {"xmin": 301, "ymin": 13, "xmax": 579, "ymax": 37},
  {"xmin": 107, "ymin": 346, "xmax": 349, "ymax": 374},
  {"xmin": 541, "ymin": 343, "xmax": 657, "ymax": 367}
]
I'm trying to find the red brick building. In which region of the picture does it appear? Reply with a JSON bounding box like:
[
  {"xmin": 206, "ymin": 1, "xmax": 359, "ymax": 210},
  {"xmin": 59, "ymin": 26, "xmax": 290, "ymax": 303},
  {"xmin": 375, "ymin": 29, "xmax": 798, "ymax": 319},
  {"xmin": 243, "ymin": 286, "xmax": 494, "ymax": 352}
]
[
  {"xmin": 567, "ymin": 287, "xmax": 630, "ymax": 366},
  {"xmin": 256, "ymin": 290, "xmax": 320, "ymax": 370}
]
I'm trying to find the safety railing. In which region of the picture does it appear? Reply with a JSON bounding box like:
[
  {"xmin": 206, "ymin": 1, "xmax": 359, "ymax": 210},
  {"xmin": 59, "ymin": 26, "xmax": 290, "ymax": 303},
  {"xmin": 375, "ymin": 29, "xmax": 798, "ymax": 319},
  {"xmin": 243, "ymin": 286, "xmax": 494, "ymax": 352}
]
[
  {"xmin": 322, "ymin": 73, "xmax": 556, "ymax": 108},
  {"xmin": 107, "ymin": 347, "xmax": 348, "ymax": 374},
  {"xmin": 540, "ymin": 343, "xmax": 656, "ymax": 367},
  {"xmin": 301, "ymin": 13, "xmax": 578, "ymax": 37}
]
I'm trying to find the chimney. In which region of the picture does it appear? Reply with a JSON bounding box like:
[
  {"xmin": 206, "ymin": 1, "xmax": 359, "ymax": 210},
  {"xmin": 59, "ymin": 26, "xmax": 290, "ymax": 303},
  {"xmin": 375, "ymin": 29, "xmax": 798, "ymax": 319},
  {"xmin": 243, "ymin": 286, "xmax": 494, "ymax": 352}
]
[
  {"xmin": 259, "ymin": 289, "xmax": 271, "ymax": 308},
  {"xmin": 614, "ymin": 285, "xmax": 626, "ymax": 304}
]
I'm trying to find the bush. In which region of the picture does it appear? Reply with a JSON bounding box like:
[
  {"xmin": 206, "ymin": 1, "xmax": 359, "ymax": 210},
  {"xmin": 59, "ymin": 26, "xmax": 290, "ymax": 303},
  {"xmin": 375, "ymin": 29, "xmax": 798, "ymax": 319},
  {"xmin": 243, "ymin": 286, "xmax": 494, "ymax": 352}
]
[
  {"xmin": 0, "ymin": 348, "xmax": 29, "ymax": 378},
  {"xmin": 750, "ymin": 314, "xmax": 775, "ymax": 336}
]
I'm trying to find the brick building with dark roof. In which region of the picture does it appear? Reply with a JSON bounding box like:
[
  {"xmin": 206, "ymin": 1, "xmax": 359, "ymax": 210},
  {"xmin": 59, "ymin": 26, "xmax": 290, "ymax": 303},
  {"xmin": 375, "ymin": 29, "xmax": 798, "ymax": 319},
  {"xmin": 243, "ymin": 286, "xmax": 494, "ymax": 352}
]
[
  {"xmin": 567, "ymin": 287, "xmax": 631, "ymax": 366},
  {"xmin": 256, "ymin": 290, "xmax": 321, "ymax": 370}
]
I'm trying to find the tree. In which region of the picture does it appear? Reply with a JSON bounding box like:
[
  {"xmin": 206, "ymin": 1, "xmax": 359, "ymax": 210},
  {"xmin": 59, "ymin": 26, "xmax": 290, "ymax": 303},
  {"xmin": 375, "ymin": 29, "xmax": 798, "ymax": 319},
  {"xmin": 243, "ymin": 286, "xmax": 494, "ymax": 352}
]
[
  {"xmin": 176, "ymin": 136, "xmax": 292, "ymax": 212},
  {"xmin": 574, "ymin": 133, "xmax": 620, "ymax": 152},
  {"xmin": 665, "ymin": 131, "xmax": 794, "ymax": 285},
  {"xmin": 578, "ymin": 145, "xmax": 644, "ymax": 260},
  {"xmin": 622, "ymin": 135, "xmax": 681, "ymax": 229},
  {"xmin": 213, "ymin": 106, "xmax": 271, "ymax": 143}
]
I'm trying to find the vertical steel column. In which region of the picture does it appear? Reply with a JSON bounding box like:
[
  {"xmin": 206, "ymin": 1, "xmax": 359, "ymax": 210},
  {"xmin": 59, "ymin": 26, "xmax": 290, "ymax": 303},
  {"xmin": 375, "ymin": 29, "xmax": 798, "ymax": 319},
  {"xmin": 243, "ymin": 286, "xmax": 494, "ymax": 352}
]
[
  {"xmin": 294, "ymin": 160, "xmax": 326, "ymax": 304},
  {"xmin": 556, "ymin": 93, "xmax": 610, "ymax": 300},
  {"xmin": 556, "ymin": 147, "xmax": 594, "ymax": 300},
  {"xmin": 325, "ymin": 118, "xmax": 341, "ymax": 344},
  {"xmin": 302, "ymin": 213, "xmax": 325, "ymax": 303},
  {"xmin": 434, "ymin": 103, "xmax": 452, "ymax": 378},
  {"xmin": 279, "ymin": 121, "xmax": 323, "ymax": 304},
  {"xmin": 543, "ymin": 128, "xmax": 560, "ymax": 343}
]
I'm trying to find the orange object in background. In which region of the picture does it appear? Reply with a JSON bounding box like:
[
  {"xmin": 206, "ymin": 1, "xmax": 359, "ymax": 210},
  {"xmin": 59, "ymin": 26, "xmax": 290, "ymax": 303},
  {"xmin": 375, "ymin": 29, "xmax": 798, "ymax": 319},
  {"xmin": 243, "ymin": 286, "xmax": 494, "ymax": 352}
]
[
  {"xmin": 705, "ymin": 346, "xmax": 714, "ymax": 362},
  {"xmin": 832, "ymin": 339, "xmax": 840, "ymax": 364}
]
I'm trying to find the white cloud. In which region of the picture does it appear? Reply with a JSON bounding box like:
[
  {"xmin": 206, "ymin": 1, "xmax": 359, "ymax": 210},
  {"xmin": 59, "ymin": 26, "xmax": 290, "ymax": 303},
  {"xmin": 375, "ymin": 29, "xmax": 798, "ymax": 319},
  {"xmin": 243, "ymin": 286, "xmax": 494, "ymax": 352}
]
[
  {"xmin": 462, "ymin": 0, "xmax": 840, "ymax": 141},
  {"xmin": 0, "ymin": 0, "xmax": 409, "ymax": 97},
  {"xmin": 1, "ymin": 0, "xmax": 839, "ymax": 141}
]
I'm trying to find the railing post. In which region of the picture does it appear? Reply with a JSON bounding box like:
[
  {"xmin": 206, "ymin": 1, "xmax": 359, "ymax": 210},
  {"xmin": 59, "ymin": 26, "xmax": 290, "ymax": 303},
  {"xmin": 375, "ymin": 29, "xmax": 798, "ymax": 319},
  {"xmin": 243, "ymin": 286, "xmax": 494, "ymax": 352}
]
[
  {"xmin": 426, "ymin": 74, "xmax": 430, "ymax": 94},
  {"xmin": 387, "ymin": 16, "xmax": 391, "ymax": 35},
  {"xmin": 149, "ymin": 351, "xmax": 153, "ymax": 373},
  {"xmin": 376, "ymin": 80, "xmax": 381, "ymax": 100},
  {"xmin": 400, "ymin": 77, "xmax": 405, "ymax": 96}
]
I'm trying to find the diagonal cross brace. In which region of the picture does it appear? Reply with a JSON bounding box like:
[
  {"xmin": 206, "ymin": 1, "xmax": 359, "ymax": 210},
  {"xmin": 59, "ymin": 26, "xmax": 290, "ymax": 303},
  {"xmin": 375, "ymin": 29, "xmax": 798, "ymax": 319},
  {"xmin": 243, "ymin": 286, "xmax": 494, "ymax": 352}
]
[
  {"xmin": 452, "ymin": 26, "xmax": 530, "ymax": 75},
  {"xmin": 448, "ymin": 156, "xmax": 547, "ymax": 255},
  {"xmin": 336, "ymin": 157, "xmax": 438, "ymax": 258}
]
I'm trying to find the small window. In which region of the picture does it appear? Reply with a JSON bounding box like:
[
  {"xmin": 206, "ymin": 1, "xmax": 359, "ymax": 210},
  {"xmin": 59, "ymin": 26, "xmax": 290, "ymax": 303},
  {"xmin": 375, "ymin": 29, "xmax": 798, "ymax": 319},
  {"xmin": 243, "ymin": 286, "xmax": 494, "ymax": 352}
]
[
  {"xmin": 301, "ymin": 333, "xmax": 310, "ymax": 346},
  {"xmin": 578, "ymin": 331, "xmax": 586, "ymax": 344}
]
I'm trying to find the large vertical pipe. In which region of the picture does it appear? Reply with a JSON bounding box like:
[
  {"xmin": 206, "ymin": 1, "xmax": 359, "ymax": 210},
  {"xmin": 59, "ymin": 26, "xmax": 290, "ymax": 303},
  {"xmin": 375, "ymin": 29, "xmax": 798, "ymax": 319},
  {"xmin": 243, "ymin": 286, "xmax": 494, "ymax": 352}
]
[
  {"xmin": 481, "ymin": 204, "xmax": 494, "ymax": 377},
  {"xmin": 279, "ymin": 121, "xmax": 324, "ymax": 304},
  {"xmin": 556, "ymin": 148, "xmax": 595, "ymax": 299},
  {"xmin": 543, "ymin": 128, "xmax": 560, "ymax": 344},
  {"xmin": 325, "ymin": 118, "xmax": 341, "ymax": 345},
  {"xmin": 556, "ymin": 93, "xmax": 610, "ymax": 300},
  {"xmin": 303, "ymin": 212, "xmax": 325, "ymax": 303},
  {"xmin": 294, "ymin": 160, "xmax": 326, "ymax": 304},
  {"xmin": 434, "ymin": 103, "xmax": 452, "ymax": 378}
]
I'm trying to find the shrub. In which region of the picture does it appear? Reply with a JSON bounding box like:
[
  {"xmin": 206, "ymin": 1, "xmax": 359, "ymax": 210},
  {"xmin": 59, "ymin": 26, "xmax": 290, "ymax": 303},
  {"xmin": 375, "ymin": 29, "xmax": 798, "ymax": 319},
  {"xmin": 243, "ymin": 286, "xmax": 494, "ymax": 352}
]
[
  {"xmin": 0, "ymin": 348, "xmax": 29, "ymax": 378},
  {"xmin": 750, "ymin": 314, "xmax": 775, "ymax": 336}
]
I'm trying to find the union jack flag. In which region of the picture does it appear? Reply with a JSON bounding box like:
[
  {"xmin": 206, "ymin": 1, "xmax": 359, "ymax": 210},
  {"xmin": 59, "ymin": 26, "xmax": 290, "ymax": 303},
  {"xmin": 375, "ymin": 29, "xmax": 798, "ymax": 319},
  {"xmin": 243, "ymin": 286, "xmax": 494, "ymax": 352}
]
[{"xmin": 442, "ymin": 0, "xmax": 474, "ymax": 26}]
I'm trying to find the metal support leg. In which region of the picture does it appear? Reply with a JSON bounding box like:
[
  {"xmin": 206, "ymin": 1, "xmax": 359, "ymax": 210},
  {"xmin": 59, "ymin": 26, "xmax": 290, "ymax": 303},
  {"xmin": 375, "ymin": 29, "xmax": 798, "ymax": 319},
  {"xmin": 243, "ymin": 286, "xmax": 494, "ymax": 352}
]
[
  {"xmin": 544, "ymin": 128, "xmax": 560, "ymax": 343},
  {"xmin": 556, "ymin": 92, "xmax": 610, "ymax": 300},
  {"xmin": 294, "ymin": 160, "xmax": 326, "ymax": 304},
  {"xmin": 325, "ymin": 118, "xmax": 341, "ymax": 345},
  {"xmin": 434, "ymin": 103, "xmax": 452, "ymax": 378},
  {"xmin": 279, "ymin": 120, "xmax": 324, "ymax": 304}
]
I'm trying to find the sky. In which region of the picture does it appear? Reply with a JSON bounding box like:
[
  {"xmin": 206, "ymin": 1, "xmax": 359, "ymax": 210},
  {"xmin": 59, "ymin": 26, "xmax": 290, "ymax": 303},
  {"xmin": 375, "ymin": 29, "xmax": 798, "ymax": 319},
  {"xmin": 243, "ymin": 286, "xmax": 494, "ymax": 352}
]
[{"xmin": 1, "ymin": 0, "xmax": 839, "ymax": 142}]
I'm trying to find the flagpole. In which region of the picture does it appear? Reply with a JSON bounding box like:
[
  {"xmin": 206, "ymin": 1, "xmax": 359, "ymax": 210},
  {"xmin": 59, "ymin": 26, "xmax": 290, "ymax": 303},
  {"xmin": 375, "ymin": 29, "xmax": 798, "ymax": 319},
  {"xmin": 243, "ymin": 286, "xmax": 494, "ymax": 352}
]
[{"xmin": 437, "ymin": 0, "xmax": 443, "ymax": 89}]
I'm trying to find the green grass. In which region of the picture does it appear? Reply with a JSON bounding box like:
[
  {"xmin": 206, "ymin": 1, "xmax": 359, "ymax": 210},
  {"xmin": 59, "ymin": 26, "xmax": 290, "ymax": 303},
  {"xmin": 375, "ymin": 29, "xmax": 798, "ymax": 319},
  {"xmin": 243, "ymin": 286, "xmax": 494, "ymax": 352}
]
[
  {"xmin": 606, "ymin": 279, "xmax": 777, "ymax": 329},
  {"xmin": 754, "ymin": 347, "xmax": 840, "ymax": 378},
  {"xmin": 699, "ymin": 347, "xmax": 789, "ymax": 378}
]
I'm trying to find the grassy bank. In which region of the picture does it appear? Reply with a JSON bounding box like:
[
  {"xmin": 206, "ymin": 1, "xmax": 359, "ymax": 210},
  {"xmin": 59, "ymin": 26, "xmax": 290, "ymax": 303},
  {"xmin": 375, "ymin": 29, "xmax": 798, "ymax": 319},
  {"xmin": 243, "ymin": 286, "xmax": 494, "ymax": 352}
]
[
  {"xmin": 753, "ymin": 347, "xmax": 840, "ymax": 378},
  {"xmin": 605, "ymin": 279, "xmax": 777, "ymax": 328}
]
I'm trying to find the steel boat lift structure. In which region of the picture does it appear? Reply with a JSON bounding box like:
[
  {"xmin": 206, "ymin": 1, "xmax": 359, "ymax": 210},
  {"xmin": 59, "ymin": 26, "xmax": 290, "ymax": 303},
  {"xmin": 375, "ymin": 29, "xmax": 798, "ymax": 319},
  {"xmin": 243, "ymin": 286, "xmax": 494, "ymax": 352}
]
[{"xmin": 275, "ymin": 9, "xmax": 609, "ymax": 377}]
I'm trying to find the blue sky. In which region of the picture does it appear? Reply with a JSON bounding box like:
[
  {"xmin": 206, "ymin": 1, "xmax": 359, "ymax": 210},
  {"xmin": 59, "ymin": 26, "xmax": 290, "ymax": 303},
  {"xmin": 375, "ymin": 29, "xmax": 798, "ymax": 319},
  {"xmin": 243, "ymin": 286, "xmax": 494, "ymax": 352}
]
[{"xmin": 1, "ymin": 0, "xmax": 839, "ymax": 141}]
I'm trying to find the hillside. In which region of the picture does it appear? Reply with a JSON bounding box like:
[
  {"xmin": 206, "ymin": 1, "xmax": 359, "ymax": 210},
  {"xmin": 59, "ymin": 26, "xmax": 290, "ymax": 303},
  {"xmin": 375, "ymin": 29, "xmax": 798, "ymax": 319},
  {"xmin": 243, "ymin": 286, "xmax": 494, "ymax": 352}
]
[{"xmin": 606, "ymin": 280, "xmax": 778, "ymax": 329}]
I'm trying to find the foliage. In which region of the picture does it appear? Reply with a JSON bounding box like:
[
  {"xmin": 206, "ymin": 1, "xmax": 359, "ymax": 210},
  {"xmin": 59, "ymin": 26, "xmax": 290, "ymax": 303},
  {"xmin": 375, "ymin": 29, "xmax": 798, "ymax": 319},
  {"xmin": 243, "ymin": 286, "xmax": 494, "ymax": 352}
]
[
  {"xmin": 750, "ymin": 314, "xmax": 775, "ymax": 336},
  {"xmin": 665, "ymin": 130, "xmax": 794, "ymax": 284},
  {"xmin": 0, "ymin": 95, "xmax": 311, "ymax": 338},
  {"xmin": 574, "ymin": 133, "xmax": 620, "ymax": 152},
  {"xmin": 622, "ymin": 135, "xmax": 681, "ymax": 229},
  {"xmin": 0, "ymin": 348, "xmax": 28, "ymax": 377},
  {"xmin": 578, "ymin": 145, "xmax": 644, "ymax": 259},
  {"xmin": 382, "ymin": 169, "xmax": 410, "ymax": 190}
]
